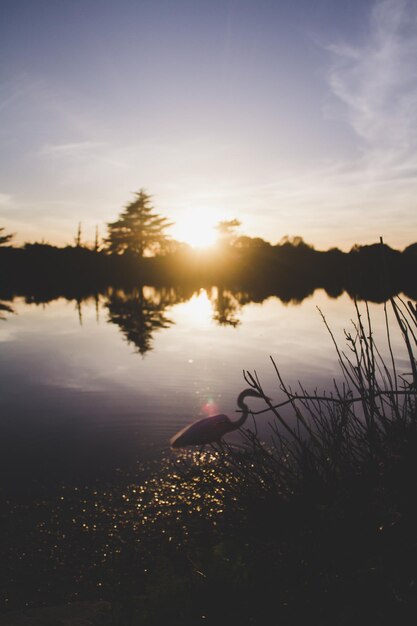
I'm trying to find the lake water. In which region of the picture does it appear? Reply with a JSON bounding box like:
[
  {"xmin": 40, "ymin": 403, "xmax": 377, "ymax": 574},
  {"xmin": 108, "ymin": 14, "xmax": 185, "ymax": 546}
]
[{"xmin": 0, "ymin": 287, "xmax": 410, "ymax": 498}]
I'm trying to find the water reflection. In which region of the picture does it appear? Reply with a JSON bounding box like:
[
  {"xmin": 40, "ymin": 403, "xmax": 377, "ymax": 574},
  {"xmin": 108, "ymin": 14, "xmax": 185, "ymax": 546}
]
[
  {"xmin": 212, "ymin": 288, "xmax": 242, "ymax": 327},
  {"xmin": 101, "ymin": 286, "xmax": 255, "ymax": 353},
  {"xmin": 106, "ymin": 286, "xmax": 176, "ymax": 355},
  {"xmin": 0, "ymin": 285, "xmax": 412, "ymax": 503},
  {"xmin": 0, "ymin": 300, "xmax": 14, "ymax": 320},
  {"xmin": 1, "ymin": 282, "xmax": 415, "ymax": 355}
]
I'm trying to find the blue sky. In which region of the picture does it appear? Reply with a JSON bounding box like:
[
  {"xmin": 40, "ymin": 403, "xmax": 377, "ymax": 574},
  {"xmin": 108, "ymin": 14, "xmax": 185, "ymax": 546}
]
[{"xmin": 0, "ymin": 0, "xmax": 416, "ymax": 249}]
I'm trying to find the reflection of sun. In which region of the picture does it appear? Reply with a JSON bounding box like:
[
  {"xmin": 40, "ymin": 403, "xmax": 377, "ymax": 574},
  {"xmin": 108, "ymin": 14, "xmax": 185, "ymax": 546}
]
[
  {"xmin": 183, "ymin": 289, "xmax": 213, "ymax": 326},
  {"xmin": 172, "ymin": 212, "xmax": 219, "ymax": 249},
  {"xmin": 172, "ymin": 288, "xmax": 214, "ymax": 329}
]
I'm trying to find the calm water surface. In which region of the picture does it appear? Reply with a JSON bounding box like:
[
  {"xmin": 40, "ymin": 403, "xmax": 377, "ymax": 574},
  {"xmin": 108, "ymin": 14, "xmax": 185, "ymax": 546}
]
[{"xmin": 0, "ymin": 288, "xmax": 409, "ymax": 497}]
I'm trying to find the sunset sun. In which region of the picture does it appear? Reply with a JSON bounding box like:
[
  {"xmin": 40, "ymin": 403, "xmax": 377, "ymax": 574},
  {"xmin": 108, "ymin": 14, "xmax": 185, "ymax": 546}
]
[{"xmin": 172, "ymin": 213, "xmax": 219, "ymax": 249}]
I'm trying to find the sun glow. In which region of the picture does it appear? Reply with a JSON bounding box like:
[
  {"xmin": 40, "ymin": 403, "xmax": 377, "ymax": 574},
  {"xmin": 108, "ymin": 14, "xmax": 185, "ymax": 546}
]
[
  {"xmin": 181, "ymin": 289, "xmax": 213, "ymax": 326},
  {"xmin": 171, "ymin": 212, "xmax": 219, "ymax": 249},
  {"xmin": 172, "ymin": 288, "xmax": 216, "ymax": 329}
]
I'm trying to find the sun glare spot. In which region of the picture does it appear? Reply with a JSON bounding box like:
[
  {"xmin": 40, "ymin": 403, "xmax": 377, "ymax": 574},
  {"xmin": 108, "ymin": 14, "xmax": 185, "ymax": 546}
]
[
  {"xmin": 171, "ymin": 288, "xmax": 215, "ymax": 328},
  {"xmin": 172, "ymin": 213, "xmax": 219, "ymax": 249},
  {"xmin": 182, "ymin": 289, "xmax": 213, "ymax": 326}
]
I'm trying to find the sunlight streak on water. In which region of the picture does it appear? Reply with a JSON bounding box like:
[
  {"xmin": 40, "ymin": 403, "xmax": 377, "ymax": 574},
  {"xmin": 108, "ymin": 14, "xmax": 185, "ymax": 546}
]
[{"xmin": 172, "ymin": 288, "xmax": 214, "ymax": 328}]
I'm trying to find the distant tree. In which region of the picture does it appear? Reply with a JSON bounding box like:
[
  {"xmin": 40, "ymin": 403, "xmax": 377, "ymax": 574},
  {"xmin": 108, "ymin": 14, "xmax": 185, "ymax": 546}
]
[
  {"xmin": 216, "ymin": 219, "xmax": 241, "ymax": 247},
  {"xmin": 105, "ymin": 189, "xmax": 173, "ymax": 257},
  {"xmin": 216, "ymin": 219, "xmax": 241, "ymax": 237},
  {"xmin": 278, "ymin": 235, "xmax": 314, "ymax": 250},
  {"xmin": 94, "ymin": 225, "xmax": 100, "ymax": 252},
  {"xmin": 75, "ymin": 222, "xmax": 83, "ymax": 247},
  {"xmin": 0, "ymin": 227, "xmax": 14, "ymax": 246},
  {"xmin": 234, "ymin": 235, "xmax": 270, "ymax": 249}
]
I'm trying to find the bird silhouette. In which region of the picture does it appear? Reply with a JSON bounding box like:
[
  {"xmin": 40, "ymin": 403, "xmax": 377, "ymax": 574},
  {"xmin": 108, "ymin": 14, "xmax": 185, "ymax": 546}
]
[{"xmin": 170, "ymin": 388, "xmax": 268, "ymax": 448}]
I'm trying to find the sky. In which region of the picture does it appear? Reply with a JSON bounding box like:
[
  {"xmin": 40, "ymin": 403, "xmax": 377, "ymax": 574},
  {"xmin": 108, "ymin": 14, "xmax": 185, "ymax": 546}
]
[{"xmin": 0, "ymin": 0, "xmax": 416, "ymax": 250}]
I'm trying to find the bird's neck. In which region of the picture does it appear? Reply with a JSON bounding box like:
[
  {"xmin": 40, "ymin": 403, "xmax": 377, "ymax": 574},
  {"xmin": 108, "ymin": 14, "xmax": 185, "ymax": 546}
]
[{"xmin": 233, "ymin": 403, "xmax": 249, "ymax": 429}]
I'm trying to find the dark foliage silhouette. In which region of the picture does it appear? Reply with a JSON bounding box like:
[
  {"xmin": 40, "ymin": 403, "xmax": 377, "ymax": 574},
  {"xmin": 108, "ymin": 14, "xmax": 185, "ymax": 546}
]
[
  {"xmin": 105, "ymin": 189, "xmax": 173, "ymax": 257},
  {"xmin": 1, "ymin": 233, "xmax": 417, "ymax": 307},
  {"xmin": 0, "ymin": 227, "xmax": 14, "ymax": 246}
]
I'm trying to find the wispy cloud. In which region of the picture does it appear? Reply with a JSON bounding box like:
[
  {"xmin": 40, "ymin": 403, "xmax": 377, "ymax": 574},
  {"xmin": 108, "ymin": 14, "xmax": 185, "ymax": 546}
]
[
  {"xmin": 247, "ymin": 0, "xmax": 417, "ymax": 248},
  {"xmin": 40, "ymin": 141, "xmax": 105, "ymax": 157},
  {"xmin": 328, "ymin": 0, "xmax": 417, "ymax": 177},
  {"xmin": 39, "ymin": 140, "xmax": 133, "ymax": 172}
]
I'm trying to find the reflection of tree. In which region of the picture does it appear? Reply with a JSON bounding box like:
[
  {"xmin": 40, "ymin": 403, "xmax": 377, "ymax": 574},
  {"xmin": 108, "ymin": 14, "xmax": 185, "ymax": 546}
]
[
  {"xmin": 106, "ymin": 286, "xmax": 175, "ymax": 355},
  {"xmin": 212, "ymin": 288, "xmax": 242, "ymax": 327},
  {"xmin": 0, "ymin": 301, "xmax": 14, "ymax": 320}
]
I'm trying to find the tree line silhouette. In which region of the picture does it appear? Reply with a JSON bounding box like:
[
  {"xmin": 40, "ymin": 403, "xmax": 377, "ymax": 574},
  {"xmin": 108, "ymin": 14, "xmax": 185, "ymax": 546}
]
[{"xmin": 1, "ymin": 189, "xmax": 417, "ymax": 305}]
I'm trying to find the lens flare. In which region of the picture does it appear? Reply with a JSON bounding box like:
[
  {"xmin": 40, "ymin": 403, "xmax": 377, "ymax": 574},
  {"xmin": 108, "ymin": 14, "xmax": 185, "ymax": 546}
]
[{"xmin": 201, "ymin": 399, "xmax": 220, "ymax": 416}]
